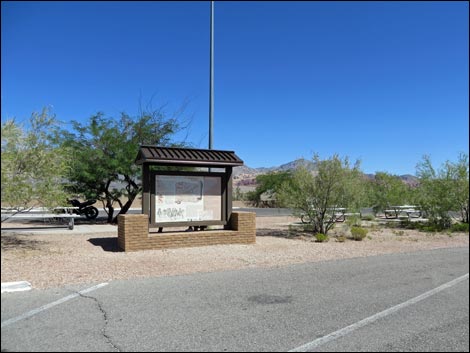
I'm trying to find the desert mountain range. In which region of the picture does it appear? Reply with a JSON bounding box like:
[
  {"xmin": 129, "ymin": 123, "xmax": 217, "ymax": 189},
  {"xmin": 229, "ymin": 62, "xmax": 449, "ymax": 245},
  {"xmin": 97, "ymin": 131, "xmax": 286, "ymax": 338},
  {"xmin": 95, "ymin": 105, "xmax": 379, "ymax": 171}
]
[{"xmin": 233, "ymin": 158, "xmax": 419, "ymax": 191}]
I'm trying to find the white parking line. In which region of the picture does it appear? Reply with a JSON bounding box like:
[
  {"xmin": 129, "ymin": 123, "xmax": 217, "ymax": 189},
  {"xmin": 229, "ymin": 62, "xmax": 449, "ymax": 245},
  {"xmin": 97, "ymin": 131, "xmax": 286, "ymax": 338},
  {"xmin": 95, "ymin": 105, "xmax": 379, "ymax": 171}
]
[
  {"xmin": 289, "ymin": 273, "xmax": 469, "ymax": 352},
  {"xmin": 1, "ymin": 282, "xmax": 108, "ymax": 328},
  {"xmin": 1, "ymin": 281, "xmax": 32, "ymax": 293}
]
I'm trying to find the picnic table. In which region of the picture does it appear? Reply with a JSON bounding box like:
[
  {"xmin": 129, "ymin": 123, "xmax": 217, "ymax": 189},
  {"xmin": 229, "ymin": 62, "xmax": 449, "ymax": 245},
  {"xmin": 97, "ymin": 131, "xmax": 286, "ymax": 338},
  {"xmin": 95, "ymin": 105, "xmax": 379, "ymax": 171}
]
[
  {"xmin": 301, "ymin": 207, "xmax": 361, "ymax": 223},
  {"xmin": 329, "ymin": 208, "xmax": 362, "ymax": 222},
  {"xmin": 1, "ymin": 206, "xmax": 81, "ymax": 230},
  {"xmin": 328, "ymin": 207, "xmax": 347, "ymax": 222},
  {"xmin": 384, "ymin": 205, "xmax": 421, "ymax": 219}
]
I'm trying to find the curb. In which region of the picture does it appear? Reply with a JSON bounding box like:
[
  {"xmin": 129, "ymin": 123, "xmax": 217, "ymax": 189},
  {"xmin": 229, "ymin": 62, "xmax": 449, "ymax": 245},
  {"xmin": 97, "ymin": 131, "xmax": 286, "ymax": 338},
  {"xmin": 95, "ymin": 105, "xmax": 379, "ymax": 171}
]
[{"xmin": 1, "ymin": 281, "xmax": 32, "ymax": 293}]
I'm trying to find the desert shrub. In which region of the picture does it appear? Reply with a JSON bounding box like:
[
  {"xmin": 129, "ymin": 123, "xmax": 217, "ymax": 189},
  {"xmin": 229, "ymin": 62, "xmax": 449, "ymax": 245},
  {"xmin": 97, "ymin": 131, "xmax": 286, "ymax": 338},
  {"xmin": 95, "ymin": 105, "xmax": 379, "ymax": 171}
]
[
  {"xmin": 336, "ymin": 235, "xmax": 346, "ymax": 242},
  {"xmin": 397, "ymin": 220, "xmax": 447, "ymax": 233},
  {"xmin": 399, "ymin": 220, "xmax": 419, "ymax": 229},
  {"xmin": 385, "ymin": 221, "xmax": 400, "ymax": 229},
  {"xmin": 418, "ymin": 222, "xmax": 447, "ymax": 233},
  {"xmin": 450, "ymin": 222, "xmax": 469, "ymax": 233},
  {"xmin": 361, "ymin": 214, "xmax": 375, "ymax": 221},
  {"xmin": 346, "ymin": 215, "xmax": 361, "ymax": 227},
  {"xmin": 314, "ymin": 233, "xmax": 329, "ymax": 242},
  {"xmin": 350, "ymin": 226, "xmax": 368, "ymax": 241}
]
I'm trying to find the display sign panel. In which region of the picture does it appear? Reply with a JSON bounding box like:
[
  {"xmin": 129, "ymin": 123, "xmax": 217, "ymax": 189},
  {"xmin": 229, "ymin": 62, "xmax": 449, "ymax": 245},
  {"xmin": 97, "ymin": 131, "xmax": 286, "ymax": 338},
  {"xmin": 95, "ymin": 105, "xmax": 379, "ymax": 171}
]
[{"xmin": 155, "ymin": 175, "xmax": 221, "ymax": 223}]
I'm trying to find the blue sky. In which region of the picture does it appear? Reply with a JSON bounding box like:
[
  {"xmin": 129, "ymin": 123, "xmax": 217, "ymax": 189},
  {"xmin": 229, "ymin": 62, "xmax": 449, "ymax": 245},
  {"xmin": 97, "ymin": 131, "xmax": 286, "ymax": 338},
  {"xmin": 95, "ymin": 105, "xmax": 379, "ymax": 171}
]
[{"xmin": 2, "ymin": 1, "xmax": 468, "ymax": 175}]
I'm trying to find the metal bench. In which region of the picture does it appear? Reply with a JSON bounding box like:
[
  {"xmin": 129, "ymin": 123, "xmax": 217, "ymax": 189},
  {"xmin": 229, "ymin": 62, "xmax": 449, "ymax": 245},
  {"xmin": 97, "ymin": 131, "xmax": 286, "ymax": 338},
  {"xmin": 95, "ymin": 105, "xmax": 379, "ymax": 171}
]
[
  {"xmin": 384, "ymin": 209, "xmax": 398, "ymax": 219},
  {"xmin": 333, "ymin": 213, "xmax": 346, "ymax": 222},
  {"xmin": 384, "ymin": 208, "xmax": 421, "ymax": 219},
  {"xmin": 1, "ymin": 212, "xmax": 81, "ymax": 230},
  {"xmin": 402, "ymin": 209, "xmax": 421, "ymax": 218},
  {"xmin": 344, "ymin": 212, "xmax": 361, "ymax": 218}
]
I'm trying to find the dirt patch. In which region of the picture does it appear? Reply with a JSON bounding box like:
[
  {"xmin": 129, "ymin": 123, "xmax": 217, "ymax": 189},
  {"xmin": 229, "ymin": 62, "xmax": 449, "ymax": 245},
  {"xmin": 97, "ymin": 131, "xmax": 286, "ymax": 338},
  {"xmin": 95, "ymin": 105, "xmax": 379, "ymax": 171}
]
[
  {"xmin": 1, "ymin": 233, "xmax": 45, "ymax": 252},
  {"xmin": 1, "ymin": 217, "xmax": 468, "ymax": 290}
]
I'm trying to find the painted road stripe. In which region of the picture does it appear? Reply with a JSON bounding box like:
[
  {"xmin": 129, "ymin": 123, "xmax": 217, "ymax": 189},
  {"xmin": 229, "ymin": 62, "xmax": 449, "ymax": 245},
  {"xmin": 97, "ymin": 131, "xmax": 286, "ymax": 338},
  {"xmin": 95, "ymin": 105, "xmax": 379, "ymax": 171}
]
[
  {"xmin": 1, "ymin": 282, "xmax": 108, "ymax": 328},
  {"xmin": 1, "ymin": 281, "xmax": 32, "ymax": 293},
  {"xmin": 289, "ymin": 273, "xmax": 469, "ymax": 352}
]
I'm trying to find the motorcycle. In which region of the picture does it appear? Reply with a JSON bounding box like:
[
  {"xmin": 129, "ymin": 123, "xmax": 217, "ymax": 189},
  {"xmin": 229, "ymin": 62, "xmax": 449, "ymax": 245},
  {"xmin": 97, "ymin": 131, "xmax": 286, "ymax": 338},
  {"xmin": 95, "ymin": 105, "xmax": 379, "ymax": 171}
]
[{"xmin": 67, "ymin": 199, "xmax": 99, "ymax": 220}]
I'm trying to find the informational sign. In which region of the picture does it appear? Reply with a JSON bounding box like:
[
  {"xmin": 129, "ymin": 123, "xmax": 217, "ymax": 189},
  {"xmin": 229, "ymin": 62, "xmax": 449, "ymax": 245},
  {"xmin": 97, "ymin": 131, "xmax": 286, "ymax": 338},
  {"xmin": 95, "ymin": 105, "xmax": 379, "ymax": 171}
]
[{"xmin": 155, "ymin": 175, "xmax": 221, "ymax": 223}]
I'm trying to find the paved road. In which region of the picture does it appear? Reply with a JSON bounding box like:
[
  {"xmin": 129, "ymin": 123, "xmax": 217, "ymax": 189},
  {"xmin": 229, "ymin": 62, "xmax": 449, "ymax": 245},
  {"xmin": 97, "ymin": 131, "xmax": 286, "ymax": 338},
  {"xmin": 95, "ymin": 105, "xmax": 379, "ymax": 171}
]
[{"xmin": 1, "ymin": 247, "xmax": 468, "ymax": 352}]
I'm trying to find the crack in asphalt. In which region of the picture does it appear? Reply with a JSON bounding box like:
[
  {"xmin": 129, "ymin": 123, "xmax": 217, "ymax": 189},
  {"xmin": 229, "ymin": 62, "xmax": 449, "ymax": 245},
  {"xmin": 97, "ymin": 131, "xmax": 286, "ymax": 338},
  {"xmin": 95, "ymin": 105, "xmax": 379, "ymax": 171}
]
[{"xmin": 78, "ymin": 292, "xmax": 122, "ymax": 352}]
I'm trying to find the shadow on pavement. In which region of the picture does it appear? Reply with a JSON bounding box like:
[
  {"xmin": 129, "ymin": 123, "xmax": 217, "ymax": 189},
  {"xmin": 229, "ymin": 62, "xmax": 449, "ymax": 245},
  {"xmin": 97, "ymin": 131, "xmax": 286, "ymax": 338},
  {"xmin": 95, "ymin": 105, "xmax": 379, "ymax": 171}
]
[
  {"xmin": 88, "ymin": 237, "xmax": 123, "ymax": 252},
  {"xmin": 74, "ymin": 216, "xmax": 110, "ymax": 225}
]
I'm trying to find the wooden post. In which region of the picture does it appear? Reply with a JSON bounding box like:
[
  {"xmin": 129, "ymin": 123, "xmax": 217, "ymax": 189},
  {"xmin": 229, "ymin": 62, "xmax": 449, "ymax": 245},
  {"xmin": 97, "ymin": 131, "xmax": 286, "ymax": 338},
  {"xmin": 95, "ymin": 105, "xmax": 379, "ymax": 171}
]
[
  {"xmin": 224, "ymin": 166, "xmax": 233, "ymax": 230},
  {"xmin": 142, "ymin": 164, "xmax": 150, "ymax": 220}
]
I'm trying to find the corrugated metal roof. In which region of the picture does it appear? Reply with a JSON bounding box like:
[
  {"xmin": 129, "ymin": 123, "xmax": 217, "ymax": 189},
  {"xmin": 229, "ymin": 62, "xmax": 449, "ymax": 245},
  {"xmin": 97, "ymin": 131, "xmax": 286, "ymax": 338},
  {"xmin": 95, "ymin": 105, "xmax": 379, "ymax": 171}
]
[{"xmin": 135, "ymin": 145, "xmax": 244, "ymax": 167}]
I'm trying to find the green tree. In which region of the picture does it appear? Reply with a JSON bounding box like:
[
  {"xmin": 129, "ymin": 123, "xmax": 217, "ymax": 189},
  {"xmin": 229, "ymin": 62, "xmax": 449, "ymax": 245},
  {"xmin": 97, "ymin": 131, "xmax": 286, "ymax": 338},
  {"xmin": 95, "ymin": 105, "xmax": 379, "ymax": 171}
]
[
  {"xmin": 246, "ymin": 171, "xmax": 292, "ymax": 207},
  {"xmin": 277, "ymin": 154, "xmax": 363, "ymax": 235},
  {"xmin": 233, "ymin": 186, "xmax": 246, "ymax": 201},
  {"xmin": 60, "ymin": 106, "xmax": 188, "ymax": 223},
  {"xmin": 416, "ymin": 154, "xmax": 469, "ymax": 226},
  {"xmin": 368, "ymin": 172, "xmax": 415, "ymax": 215},
  {"xmin": 453, "ymin": 154, "xmax": 470, "ymax": 223},
  {"xmin": 1, "ymin": 108, "xmax": 71, "ymax": 212}
]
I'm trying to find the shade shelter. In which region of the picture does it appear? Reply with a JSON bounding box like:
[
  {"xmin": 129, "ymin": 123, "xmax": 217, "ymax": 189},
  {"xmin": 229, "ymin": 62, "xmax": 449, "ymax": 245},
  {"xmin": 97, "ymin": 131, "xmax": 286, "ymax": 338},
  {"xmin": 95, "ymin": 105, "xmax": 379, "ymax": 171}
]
[{"xmin": 135, "ymin": 145, "xmax": 244, "ymax": 230}]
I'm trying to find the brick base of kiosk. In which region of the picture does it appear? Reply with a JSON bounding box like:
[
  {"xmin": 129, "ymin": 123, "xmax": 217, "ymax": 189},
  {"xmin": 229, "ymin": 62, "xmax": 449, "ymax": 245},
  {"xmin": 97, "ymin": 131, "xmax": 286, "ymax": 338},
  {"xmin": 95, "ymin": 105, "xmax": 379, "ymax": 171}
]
[{"xmin": 118, "ymin": 212, "xmax": 256, "ymax": 252}]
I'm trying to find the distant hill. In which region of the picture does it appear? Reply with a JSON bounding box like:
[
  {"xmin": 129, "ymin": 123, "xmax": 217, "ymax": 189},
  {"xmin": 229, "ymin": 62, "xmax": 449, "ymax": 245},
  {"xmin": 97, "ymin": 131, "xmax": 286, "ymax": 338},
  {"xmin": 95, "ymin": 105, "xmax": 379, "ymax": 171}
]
[
  {"xmin": 234, "ymin": 158, "xmax": 316, "ymax": 177},
  {"xmin": 232, "ymin": 165, "xmax": 261, "ymax": 177},
  {"xmin": 258, "ymin": 158, "xmax": 317, "ymax": 173},
  {"xmin": 234, "ymin": 159, "xmax": 419, "ymax": 188},
  {"xmin": 399, "ymin": 174, "xmax": 420, "ymax": 187}
]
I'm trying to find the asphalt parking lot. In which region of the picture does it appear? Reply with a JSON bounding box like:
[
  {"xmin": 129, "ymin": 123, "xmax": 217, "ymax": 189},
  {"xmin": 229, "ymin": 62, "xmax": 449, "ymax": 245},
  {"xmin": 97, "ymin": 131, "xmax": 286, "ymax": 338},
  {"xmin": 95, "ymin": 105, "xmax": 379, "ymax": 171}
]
[{"xmin": 2, "ymin": 247, "xmax": 468, "ymax": 352}]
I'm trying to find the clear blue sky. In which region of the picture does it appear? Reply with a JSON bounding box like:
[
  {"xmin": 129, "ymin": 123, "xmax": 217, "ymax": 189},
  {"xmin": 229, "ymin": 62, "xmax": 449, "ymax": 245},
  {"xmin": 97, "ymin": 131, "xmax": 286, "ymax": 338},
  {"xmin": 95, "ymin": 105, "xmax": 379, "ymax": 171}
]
[{"xmin": 2, "ymin": 1, "xmax": 468, "ymax": 175}]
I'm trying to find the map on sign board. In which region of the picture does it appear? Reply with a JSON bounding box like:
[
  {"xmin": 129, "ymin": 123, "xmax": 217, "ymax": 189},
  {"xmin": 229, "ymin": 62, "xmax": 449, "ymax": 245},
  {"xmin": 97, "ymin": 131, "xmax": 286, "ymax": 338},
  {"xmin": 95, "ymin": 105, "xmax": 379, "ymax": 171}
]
[{"xmin": 155, "ymin": 175, "xmax": 221, "ymax": 222}]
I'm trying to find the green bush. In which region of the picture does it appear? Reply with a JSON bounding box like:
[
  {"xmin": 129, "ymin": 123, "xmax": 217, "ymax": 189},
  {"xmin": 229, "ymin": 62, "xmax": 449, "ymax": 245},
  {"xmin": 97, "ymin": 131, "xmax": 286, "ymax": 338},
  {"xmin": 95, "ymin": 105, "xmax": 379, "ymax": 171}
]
[
  {"xmin": 398, "ymin": 220, "xmax": 452, "ymax": 233},
  {"xmin": 399, "ymin": 220, "xmax": 419, "ymax": 229},
  {"xmin": 346, "ymin": 215, "xmax": 361, "ymax": 227},
  {"xmin": 415, "ymin": 222, "xmax": 447, "ymax": 233},
  {"xmin": 315, "ymin": 233, "xmax": 329, "ymax": 242},
  {"xmin": 361, "ymin": 214, "xmax": 375, "ymax": 221},
  {"xmin": 450, "ymin": 222, "xmax": 469, "ymax": 233},
  {"xmin": 350, "ymin": 226, "xmax": 368, "ymax": 241}
]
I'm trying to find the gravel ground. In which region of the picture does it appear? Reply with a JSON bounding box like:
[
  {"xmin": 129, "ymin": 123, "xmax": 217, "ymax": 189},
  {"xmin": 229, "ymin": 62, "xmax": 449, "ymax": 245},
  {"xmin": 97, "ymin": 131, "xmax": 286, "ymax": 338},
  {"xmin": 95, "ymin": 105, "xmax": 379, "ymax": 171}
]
[{"xmin": 1, "ymin": 216, "xmax": 468, "ymax": 290}]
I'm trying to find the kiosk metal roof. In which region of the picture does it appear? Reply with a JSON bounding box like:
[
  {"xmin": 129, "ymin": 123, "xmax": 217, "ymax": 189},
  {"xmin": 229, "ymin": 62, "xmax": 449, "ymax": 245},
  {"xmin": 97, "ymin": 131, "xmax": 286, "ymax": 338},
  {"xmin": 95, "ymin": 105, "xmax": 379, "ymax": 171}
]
[{"xmin": 135, "ymin": 145, "xmax": 244, "ymax": 167}]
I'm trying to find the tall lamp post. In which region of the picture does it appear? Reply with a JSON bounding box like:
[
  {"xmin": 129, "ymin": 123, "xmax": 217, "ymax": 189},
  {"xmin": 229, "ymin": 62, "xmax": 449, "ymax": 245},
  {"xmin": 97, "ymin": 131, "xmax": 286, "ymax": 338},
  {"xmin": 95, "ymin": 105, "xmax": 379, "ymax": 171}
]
[{"xmin": 209, "ymin": 1, "xmax": 214, "ymax": 150}]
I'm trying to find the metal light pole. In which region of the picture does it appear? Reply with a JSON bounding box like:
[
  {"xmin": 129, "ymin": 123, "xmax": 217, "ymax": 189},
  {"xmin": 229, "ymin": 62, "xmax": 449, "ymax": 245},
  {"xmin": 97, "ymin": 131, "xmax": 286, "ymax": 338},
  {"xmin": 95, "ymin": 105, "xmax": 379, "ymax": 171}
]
[{"xmin": 209, "ymin": 1, "xmax": 214, "ymax": 150}]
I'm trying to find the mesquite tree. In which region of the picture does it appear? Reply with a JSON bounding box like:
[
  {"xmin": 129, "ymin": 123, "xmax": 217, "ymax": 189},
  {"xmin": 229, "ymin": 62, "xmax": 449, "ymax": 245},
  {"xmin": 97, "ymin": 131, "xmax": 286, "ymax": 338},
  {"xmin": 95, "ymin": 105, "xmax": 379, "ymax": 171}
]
[
  {"xmin": 278, "ymin": 154, "xmax": 363, "ymax": 235},
  {"xmin": 1, "ymin": 108, "xmax": 71, "ymax": 215},
  {"xmin": 368, "ymin": 172, "xmax": 416, "ymax": 215},
  {"xmin": 60, "ymin": 106, "xmax": 189, "ymax": 223},
  {"xmin": 416, "ymin": 153, "xmax": 469, "ymax": 226}
]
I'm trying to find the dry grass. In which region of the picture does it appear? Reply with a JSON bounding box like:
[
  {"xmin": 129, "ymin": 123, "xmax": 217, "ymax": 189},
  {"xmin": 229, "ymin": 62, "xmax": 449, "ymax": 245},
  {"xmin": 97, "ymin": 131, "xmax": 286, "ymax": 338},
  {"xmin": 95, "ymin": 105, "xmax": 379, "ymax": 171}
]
[{"xmin": 1, "ymin": 216, "xmax": 468, "ymax": 290}]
